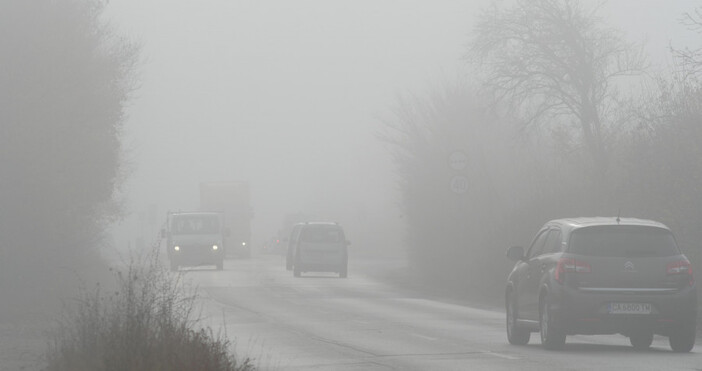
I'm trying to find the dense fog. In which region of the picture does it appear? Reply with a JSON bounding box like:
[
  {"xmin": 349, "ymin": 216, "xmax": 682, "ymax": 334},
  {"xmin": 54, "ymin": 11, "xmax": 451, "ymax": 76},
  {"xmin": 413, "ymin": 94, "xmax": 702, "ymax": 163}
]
[
  {"xmin": 104, "ymin": 0, "xmax": 699, "ymax": 259},
  {"xmin": 101, "ymin": 0, "xmax": 702, "ymax": 285},
  {"xmin": 2, "ymin": 0, "xmax": 702, "ymax": 368}
]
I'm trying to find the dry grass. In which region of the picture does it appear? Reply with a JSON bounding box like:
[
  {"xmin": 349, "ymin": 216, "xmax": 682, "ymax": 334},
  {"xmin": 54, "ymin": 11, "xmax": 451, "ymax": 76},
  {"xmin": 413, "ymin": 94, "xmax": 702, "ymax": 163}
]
[{"xmin": 45, "ymin": 249, "xmax": 255, "ymax": 371}]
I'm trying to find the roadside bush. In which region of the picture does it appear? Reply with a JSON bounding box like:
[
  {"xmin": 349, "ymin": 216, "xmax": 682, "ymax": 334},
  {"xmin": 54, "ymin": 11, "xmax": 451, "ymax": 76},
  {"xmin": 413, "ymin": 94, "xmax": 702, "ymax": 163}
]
[{"xmin": 45, "ymin": 250, "xmax": 254, "ymax": 371}]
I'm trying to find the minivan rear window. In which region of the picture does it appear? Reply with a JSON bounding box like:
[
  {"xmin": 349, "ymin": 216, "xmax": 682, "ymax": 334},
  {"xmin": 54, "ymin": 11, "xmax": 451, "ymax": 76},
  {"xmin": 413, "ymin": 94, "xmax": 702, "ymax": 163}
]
[
  {"xmin": 568, "ymin": 226, "xmax": 679, "ymax": 257},
  {"xmin": 300, "ymin": 227, "xmax": 343, "ymax": 243}
]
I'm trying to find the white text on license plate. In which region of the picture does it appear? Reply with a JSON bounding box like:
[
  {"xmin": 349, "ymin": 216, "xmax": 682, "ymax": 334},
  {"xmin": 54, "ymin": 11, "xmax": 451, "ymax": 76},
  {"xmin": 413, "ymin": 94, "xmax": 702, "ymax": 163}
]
[{"xmin": 608, "ymin": 303, "xmax": 652, "ymax": 314}]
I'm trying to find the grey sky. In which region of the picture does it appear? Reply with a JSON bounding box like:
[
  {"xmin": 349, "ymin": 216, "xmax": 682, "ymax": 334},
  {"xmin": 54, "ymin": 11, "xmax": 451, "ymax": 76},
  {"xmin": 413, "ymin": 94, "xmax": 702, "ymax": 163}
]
[{"xmin": 104, "ymin": 0, "xmax": 699, "ymax": 249}]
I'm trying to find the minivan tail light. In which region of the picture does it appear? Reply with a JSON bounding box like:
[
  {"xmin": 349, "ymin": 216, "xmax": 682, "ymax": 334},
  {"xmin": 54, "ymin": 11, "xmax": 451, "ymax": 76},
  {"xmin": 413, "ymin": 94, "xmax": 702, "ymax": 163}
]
[
  {"xmin": 555, "ymin": 258, "xmax": 591, "ymax": 284},
  {"xmin": 667, "ymin": 259, "xmax": 694, "ymax": 286}
]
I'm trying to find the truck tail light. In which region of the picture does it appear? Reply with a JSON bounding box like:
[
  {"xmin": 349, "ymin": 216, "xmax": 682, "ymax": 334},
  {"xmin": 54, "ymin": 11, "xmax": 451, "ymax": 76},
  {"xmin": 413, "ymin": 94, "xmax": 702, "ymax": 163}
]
[{"xmin": 555, "ymin": 257, "xmax": 591, "ymax": 284}]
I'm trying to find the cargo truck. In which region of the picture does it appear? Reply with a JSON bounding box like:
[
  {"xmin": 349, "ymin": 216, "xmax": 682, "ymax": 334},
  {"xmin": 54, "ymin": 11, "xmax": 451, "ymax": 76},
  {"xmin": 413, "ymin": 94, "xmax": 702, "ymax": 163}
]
[{"xmin": 199, "ymin": 181, "xmax": 253, "ymax": 258}]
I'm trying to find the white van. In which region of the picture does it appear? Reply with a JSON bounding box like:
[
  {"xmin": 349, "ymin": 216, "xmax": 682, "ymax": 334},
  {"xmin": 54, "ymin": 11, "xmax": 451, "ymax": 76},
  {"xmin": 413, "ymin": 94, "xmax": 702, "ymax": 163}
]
[
  {"xmin": 163, "ymin": 212, "xmax": 226, "ymax": 271},
  {"xmin": 291, "ymin": 222, "xmax": 349, "ymax": 278}
]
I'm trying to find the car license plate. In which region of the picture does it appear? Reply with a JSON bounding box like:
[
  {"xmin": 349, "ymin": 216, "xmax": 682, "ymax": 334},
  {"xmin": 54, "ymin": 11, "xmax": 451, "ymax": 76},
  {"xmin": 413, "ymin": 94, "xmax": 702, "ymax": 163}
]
[{"xmin": 608, "ymin": 303, "xmax": 652, "ymax": 314}]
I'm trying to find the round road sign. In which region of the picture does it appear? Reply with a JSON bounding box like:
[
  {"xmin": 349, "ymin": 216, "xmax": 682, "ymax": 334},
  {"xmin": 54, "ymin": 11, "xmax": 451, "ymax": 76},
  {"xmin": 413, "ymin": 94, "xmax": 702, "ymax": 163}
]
[{"xmin": 449, "ymin": 151, "xmax": 468, "ymax": 171}]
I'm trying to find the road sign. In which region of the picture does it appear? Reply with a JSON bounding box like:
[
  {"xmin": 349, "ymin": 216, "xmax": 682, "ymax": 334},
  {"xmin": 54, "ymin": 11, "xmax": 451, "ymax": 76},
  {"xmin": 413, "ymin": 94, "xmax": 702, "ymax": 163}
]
[
  {"xmin": 448, "ymin": 151, "xmax": 468, "ymax": 171},
  {"xmin": 450, "ymin": 175, "xmax": 469, "ymax": 194}
]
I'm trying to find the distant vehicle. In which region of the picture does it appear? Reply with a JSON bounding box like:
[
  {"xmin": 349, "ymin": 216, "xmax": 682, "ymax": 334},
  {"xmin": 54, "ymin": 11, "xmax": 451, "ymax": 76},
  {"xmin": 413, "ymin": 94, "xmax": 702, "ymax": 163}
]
[
  {"xmin": 290, "ymin": 222, "xmax": 350, "ymax": 278},
  {"xmin": 278, "ymin": 213, "xmax": 314, "ymax": 258},
  {"xmin": 285, "ymin": 223, "xmax": 305, "ymax": 270},
  {"xmin": 261, "ymin": 236, "xmax": 285, "ymax": 255},
  {"xmin": 505, "ymin": 217, "xmax": 697, "ymax": 352},
  {"xmin": 162, "ymin": 212, "xmax": 227, "ymax": 271},
  {"xmin": 200, "ymin": 181, "xmax": 253, "ymax": 258}
]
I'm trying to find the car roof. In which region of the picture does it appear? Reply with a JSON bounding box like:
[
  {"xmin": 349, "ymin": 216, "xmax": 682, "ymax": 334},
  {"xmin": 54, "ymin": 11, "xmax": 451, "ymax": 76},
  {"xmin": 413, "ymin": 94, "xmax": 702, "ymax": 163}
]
[
  {"xmin": 548, "ymin": 217, "xmax": 670, "ymax": 233},
  {"xmin": 302, "ymin": 221, "xmax": 341, "ymax": 227},
  {"xmin": 170, "ymin": 211, "xmax": 222, "ymax": 217}
]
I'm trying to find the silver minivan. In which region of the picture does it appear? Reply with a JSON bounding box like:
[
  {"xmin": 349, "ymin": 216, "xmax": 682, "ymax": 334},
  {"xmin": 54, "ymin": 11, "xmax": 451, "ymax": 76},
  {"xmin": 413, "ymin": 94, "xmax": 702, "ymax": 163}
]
[
  {"xmin": 291, "ymin": 222, "xmax": 349, "ymax": 278},
  {"xmin": 285, "ymin": 223, "xmax": 305, "ymax": 271}
]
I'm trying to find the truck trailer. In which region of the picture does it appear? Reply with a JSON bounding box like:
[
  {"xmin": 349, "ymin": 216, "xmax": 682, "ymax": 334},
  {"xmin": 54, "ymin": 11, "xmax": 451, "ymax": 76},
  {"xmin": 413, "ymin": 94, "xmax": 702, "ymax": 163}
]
[{"xmin": 199, "ymin": 181, "xmax": 252, "ymax": 258}]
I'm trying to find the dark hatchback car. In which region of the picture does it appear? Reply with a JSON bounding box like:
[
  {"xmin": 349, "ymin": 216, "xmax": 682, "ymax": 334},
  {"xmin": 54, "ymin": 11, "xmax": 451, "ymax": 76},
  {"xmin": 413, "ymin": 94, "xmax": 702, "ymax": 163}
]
[{"xmin": 505, "ymin": 217, "xmax": 697, "ymax": 352}]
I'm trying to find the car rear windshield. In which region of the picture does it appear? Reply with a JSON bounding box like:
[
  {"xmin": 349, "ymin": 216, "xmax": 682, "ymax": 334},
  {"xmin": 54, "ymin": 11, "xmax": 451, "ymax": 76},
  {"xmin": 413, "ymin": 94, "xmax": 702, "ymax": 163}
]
[
  {"xmin": 568, "ymin": 226, "xmax": 679, "ymax": 257},
  {"xmin": 300, "ymin": 226, "xmax": 343, "ymax": 243}
]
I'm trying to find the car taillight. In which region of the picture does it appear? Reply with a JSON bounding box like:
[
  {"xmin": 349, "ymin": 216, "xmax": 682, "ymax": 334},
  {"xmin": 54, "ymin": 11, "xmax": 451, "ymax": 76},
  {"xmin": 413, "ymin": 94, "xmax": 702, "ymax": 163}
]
[
  {"xmin": 555, "ymin": 257, "xmax": 591, "ymax": 284},
  {"xmin": 667, "ymin": 259, "xmax": 694, "ymax": 286}
]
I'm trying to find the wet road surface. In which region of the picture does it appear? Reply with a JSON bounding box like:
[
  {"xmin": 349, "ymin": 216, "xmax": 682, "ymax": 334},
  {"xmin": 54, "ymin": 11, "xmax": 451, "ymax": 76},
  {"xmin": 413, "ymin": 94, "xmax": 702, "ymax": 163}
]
[{"xmin": 183, "ymin": 255, "xmax": 701, "ymax": 370}]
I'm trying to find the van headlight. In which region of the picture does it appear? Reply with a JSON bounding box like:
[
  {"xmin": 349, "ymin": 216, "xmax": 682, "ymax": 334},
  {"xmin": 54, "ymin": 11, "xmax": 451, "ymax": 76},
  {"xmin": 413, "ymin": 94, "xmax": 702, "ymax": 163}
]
[
  {"xmin": 212, "ymin": 245, "xmax": 218, "ymax": 251},
  {"xmin": 174, "ymin": 246, "xmax": 180, "ymax": 251},
  {"xmin": 242, "ymin": 242, "xmax": 247, "ymax": 246}
]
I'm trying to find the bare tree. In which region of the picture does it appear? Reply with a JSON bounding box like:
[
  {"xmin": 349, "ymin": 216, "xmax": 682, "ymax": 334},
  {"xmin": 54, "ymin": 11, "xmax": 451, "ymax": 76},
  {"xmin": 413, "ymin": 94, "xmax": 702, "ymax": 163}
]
[
  {"xmin": 468, "ymin": 0, "xmax": 645, "ymax": 176},
  {"xmin": 675, "ymin": 7, "xmax": 702, "ymax": 78}
]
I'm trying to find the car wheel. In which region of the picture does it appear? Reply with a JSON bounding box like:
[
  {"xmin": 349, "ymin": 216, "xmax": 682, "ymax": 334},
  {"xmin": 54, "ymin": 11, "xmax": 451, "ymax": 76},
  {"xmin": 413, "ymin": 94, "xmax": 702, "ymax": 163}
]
[
  {"xmin": 540, "ymin": 296, "xmax": 565, "ymax": 350},
  {"xmin": 506, "ymin": 292, "xmax": 530, "ymax": 345},
  {"xmin": 216, "ymin": 260, "xmax": 224, "ymax": 271},
  {"xmin": 669, "ymin": 323, "xmax": 696, "ymax": 353},
  {"xmin": 293, "ymin": 255, "xmax": 303, "ymax": 277},
  {"xmin": 286, "ymin": 255, "xmax": 293, "ymax": 271},
  {"xmin": 629, "ymin": 330, "xmax": 653, "ymax": 350}
]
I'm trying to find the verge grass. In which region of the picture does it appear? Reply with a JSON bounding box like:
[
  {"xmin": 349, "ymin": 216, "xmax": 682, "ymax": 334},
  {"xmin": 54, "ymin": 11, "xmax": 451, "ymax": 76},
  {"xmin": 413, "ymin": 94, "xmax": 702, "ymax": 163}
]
[{"xmin": 45, "ymin": 249, "xmax": 255, "ymax": 371}]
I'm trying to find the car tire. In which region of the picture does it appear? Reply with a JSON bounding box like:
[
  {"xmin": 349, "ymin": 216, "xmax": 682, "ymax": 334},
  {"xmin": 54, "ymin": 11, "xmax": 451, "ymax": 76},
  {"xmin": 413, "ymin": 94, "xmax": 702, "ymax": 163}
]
[
  {"xmin": 629, "ymin": 330, "xmax": 653, "ymax": 350},
  {"xmin": 540, "ymin": 296, "xmax": 565, "ymax": 350},
  {"xmin": 293, "ymin": 254, "xmax": 303, "ymax": 277},
  {"xmin": 669, "ymin": 323, "xmax": 696, "ymax": 353},
  {"xmin": 216, "ymin": 260, "xmax": 224, "ymax": 271},
  {"xmin": 506, "ymin": 292, "xmax": 530, "ymax": 345},
  {"xmin": 286, "ymin": 256, "xmax": 293, "ymax": 271}
]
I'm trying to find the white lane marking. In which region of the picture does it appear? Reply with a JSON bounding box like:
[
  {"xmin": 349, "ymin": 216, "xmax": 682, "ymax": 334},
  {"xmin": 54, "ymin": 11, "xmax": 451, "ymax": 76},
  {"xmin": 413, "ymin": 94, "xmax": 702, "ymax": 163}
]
[
  {"xmin": 410, "ymin": 332, "xmax": 438, "ymax": 341},
  {"xmin": 479, "ymin": 350, "xmax": 519, "ymax": 360}
]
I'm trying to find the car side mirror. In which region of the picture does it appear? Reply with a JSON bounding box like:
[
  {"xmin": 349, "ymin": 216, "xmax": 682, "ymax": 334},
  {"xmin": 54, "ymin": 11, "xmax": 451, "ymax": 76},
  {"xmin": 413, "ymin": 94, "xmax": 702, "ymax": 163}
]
[{"xmin": 506, "ymin": 246, "xmax": 525, "ymax": 261}]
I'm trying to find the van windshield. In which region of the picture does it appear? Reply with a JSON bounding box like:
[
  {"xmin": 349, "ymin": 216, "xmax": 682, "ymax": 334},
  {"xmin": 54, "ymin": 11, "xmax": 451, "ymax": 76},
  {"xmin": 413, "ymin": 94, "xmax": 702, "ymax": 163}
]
[
  {"xmin": 171, "ymin": 215, "xmax": 220, "ymax": 235},
  {"xmin": 568, "ymin": 226, "xmax": 679, "ymax": 257},
  {"xmin": 300, "ymin": 226, "xmax": 343, "ymax": 243}
]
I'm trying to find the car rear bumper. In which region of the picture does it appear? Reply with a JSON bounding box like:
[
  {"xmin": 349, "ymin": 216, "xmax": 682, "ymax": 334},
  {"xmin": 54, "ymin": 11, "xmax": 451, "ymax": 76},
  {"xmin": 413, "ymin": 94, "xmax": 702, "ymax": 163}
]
[
  {"xmin": 549, "ymin": 285, "xmax": 697, "ymax": 335},
  {"xmin": 297, "ymin": 251, "xmax": 346, "ymax": 273},
  {"xmin": 297, "ymin": 262, "xmax": 345, "ymax": 273}
]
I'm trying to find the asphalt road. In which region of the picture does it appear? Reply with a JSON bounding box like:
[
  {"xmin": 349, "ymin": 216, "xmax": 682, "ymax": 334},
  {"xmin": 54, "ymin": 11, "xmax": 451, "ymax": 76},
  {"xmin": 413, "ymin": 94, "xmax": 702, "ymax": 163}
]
[{"xmin": 183, "ymin": 254, "xmax": 702, "ymax": 370}]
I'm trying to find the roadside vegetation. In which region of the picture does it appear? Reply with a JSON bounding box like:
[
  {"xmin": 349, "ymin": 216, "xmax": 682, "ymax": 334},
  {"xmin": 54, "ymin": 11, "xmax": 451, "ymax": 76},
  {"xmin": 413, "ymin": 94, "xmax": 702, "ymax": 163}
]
[
  {"xmin": 384, "ymin": 0, "xmax": 702, "ymax": 318},
  {"xmin": 45, "ymin": 249, "xmax": 255, "ymax": 371},
  {"xmin": 0, "ymin": 0, "xmax": 258, "ymax": 367},
  {"xmin": 0, "ymin": 0, "xmax": 137, "ymax": 317}
]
